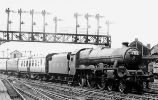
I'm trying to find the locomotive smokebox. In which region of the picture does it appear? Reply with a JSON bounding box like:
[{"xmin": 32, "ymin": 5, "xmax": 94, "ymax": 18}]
[{"xmin": 122, "ymin": 42, "xmax": 129, "ymax": 47}]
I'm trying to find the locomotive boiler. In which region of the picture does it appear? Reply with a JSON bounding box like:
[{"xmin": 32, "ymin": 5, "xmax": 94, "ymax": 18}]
[{"xmin": 78, "ymin": 43, "xmax": 141, "ymax": 69}]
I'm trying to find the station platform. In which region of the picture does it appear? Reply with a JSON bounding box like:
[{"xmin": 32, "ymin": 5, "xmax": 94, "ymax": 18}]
[{"xmin": 0, "ymin": 79, "xmax": 11, "ymax": 100}]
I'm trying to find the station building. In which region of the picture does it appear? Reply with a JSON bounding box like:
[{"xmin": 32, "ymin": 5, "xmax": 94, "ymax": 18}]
[
  {"xmin": 10, "ymin": 50, "xmax": 22, "ymax": 58},
  {"xmin": 150, "ymin": 44, "xmax": 158, "ymax": 55},
  {"xmin": 129, "ymin": 38, "xmax": 154, "ymax": 73},
  {"xmin": 129, "ymin": 38, "xmax": 151, "ymax": 57}
]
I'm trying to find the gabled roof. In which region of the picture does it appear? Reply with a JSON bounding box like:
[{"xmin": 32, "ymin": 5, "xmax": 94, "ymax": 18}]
[
  {"xmin": 150, "ymin": 44, "xmax": 158, "ymax": 55},
  {"xmin": 129, "ymin": 38, "xmax": 150, "ymax": 50},
  {"xmin": 142, "ymin": 54, "xmax": 158, "ymax": 60},
  {"xmin": 129, "ymin": 38, "xmax": 151, "ymax": 56},
  {"xmin": 151, "ymin": 44, "xmax": 158, "ymax": 50},
  {"xmin": 10, "ymin": 50, "xmax": 22, "ymax": 54}
]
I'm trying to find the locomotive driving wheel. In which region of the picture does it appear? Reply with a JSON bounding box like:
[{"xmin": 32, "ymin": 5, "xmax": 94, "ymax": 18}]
[
  {"xmin": 87, "ymin": 78, "xmax": 96, "ymax": 88},
  {"xmin": 118, "ymin": 81, "xmax": 126, "ymax": 93},
  {"xmin": 147, "ymin": 82, "xmax": 152, "ymax": 89},
  {"xmin": 97, "ymin": 79, "xmax": 106, "ymax": 90},
  {"xmin": 143, "ymin": 82, "xmax": 152, "ymax": 89},
  {"xmin": 78, "ymin": 77, "xmax": 86, "ymax": 87},
  {"xmin": 137, "ymin": 81, "xmax": 144, "ymax": 94},
  {"xmin": 87, "ymin": 74, "xmax": 96, "ymax": 88},
  {"xmin": 42, "ymin": 75, "xmax": 47, "ymax": 81},
  {"xmin": 107, "ymin": 82, "xmax": 113, "ymax": 91},
  {"xmin": 143, "ymin": 82, "xmax": 147, "ymax": 89}
]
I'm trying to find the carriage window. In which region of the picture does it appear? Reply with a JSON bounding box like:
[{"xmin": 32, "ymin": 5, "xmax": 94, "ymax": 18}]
[
  {"xmin": 29, "ymin": 60, "xmax": 31, "ymax": 66},
  {"xmin": 26, "ymin": 61, "xmax": 28, "ymax": 66},
  {"xmin": 35, "ymin": 60, "xmax": 37, "ymax": 66},
  {"xmin": 71, "ymin": 57, "xmax": 73, "ymax": 61},
  {"xmin": 32, "ymin": 60, "xmax": 34, "ymax": 66},
  {"xmin": 14, "ymin": 54, "xmax": 16, "ymax": 58},
  {"xmin": 40, "ymin": 59, "xmax": 42, "ymax": 66},
  {"xmin": 24, "ymin": 61, "xmax": 25, "ymax": 67},
  {"xmin": 21, "ymin": 61, "xmax": 23, "ymax": 67},
  {"xmin": 23, "ymin": 61, "xmax": 24, "ymax": 67},
  {"xmin": 38, "ymin": 60, "xmax": 40, "ymax": 66},
  {"xmin": 36, "ymin": 60, "xmax": 37, "ymax": 66}
]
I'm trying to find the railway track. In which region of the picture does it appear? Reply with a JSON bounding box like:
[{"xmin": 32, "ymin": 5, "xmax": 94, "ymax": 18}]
[
  {"xmin": 18, "ymin": 78, "xmax": 158, "ymax": 100},
  {"xmin": 12, "ymin": 79, "xmax": 123, "ymax": 100},
  {"xmin": 0, "ymin": 75, "xmax": 48, "ymax": 100},
  {"xmin": 9, "ymin": 79, "xmax": 80, "ymax": 100},
  {"xmin": 2, "ymin": 74, "xmax": 158, "ymax": 100},
  {"xmin": 1, "ymin": 79, "xmax": 25, "ymax": 100},
  {"xmin": 8, "ymin": 79, "xmax": 54, "ymax": 100},
  {"xmin": 32, "ymin": 86, "xmax": 77, "ymax": 100},
  {"xmin": 16, "ymin": 90, "xmax": 37, "ymax": 100}
]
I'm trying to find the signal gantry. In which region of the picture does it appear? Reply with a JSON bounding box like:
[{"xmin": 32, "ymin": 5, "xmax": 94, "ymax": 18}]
[{"xmin": 1, "ymin": 8, "xmax": 111, "ymax": 47}]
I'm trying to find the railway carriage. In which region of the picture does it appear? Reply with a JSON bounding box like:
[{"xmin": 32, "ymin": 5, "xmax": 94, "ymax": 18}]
[
  {"xmin": 29, "ymin": 56, "xmax": 45, "ymax": 73},
  {"xmin": 17, "ymin": 56, "xmax": 46, "ymax": 79},
  {"xmin": 18, "ymin": 57, "xmax": 31, "ymax": 78},
  {"xmin": 6, "ymin": 58, "xmax": 19, "ymax": 75},
  {"xmin": 0, "ymin": 59, "xmax": 8, "ymax": 74},
  {"xmin": 29, "ymin": 56, "xmax": 46, "ymax": 79}
]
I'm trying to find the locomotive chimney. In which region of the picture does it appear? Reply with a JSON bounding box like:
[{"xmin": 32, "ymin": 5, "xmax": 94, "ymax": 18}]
[
  {"xmin": 122, "ymin": 42, "xmax": 129, "ymax": 47},
  {"xmin": 147, "ymin": 44, "xmax": 150, "ymax": 49}
]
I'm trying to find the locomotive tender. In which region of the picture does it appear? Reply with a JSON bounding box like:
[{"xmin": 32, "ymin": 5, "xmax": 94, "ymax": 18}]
[{"xmin": 0, "ymin": 43, "xmax": 151, "ymax": 93}]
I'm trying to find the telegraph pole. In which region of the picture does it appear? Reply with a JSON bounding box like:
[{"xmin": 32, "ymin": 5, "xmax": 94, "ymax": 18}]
[
  {"xmin": 53, "ymin": 17, "xmax": 62, "ymax": 42},
  {"xmin": 18, "ymin": 8, "xmax": 26, "ymax": 40},
  {"xmin": 8, "ymin": 20, "xmax": 13, "ymax": 39},
  {"xmin": 41, "ymin": 10, "xmax": 46, "ymax": 33},
  {"xmin": 9, "ymin": 20, "xmax": 12, "ymax": 31},
  {"xmin": 18, "ymin": 9, "xmax": 22, "ymax": 33},
  {"xmin": 30, "ymin": 9, "xmax": 35, "ymax": 41},
  {"xmin": 18, "ymin": 9, "xmax": 22, "ymax": 40},
  {"xmin": 42, "ymin": 10, "xmax": 46, "ymax": 41},
  {"xmin": 54, "ymin": 17, "xmax": 57, "ymax": 33},
  {"xmin": 95, "ymin": 14, "xmax": 104, "ymax": 36},
  {"xmin": 85, "ymin": 13, "xmax": 93, "ymax": 42},
  {"xmin": 74, "ymin": 13, "xmax": 81, "ymax": 42},
  {"xmin": 5, "ymin": 8, "xmax": 16, "ymax": 41},
  {"xmin": 30, "ymin": 9, "xmax": 34, "ymax": 33},
  {"xmin": 53, "ymin": 17, "xmax": 62, "ymax": 33},
  {"xmin": 41, "ymin": 10, "xmax": 50, "ymax": 41},
  {"xmin": 30, "ymin": 9, "xmax": 41, "ymax": 41},
  {"xmin": 5, "ymin": 8, "xmax": 11, "ymax": 41},
  {"xmin": 106, "ymin": 20, "xmax": 113, "ymax": 36},
  {"xmin": 95, "ymin": 14, "xmax": 104, "ymax": 44}
]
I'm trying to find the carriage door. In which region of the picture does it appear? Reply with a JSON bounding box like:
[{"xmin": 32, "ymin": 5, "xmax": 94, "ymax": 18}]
[{"xmin": 68, "ymin": 54, "xmax": 76, "ymax": 75}]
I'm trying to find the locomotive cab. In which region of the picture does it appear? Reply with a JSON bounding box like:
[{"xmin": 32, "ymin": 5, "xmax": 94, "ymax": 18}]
[{"xmin": 67, "ymin": 53, "xmax": 76, "ymax": 75}]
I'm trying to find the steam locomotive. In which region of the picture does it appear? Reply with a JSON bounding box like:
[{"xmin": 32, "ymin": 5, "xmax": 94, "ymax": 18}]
[{"xmin": 0, "ymin": 43, "xmax": 152, "ymax": 93}]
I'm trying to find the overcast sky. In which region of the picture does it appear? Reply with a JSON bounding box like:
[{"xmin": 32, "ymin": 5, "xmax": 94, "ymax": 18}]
[{"xmin": 0, "ymin": 0, "xmax": 158, "ymax": 56}]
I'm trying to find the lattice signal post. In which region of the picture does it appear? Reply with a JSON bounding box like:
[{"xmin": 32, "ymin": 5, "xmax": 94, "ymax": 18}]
[{"xmin": 0, "ymin": 30, "xmax": 111, "ymax": 47}]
